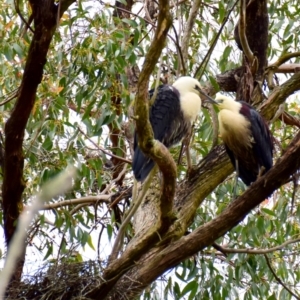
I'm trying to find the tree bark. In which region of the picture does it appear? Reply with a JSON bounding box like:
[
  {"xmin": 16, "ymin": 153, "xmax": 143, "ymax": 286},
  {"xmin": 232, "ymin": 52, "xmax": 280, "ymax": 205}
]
[{"xmin": 2, "ymin": 0, "xmax": 75, "ymax": 284}]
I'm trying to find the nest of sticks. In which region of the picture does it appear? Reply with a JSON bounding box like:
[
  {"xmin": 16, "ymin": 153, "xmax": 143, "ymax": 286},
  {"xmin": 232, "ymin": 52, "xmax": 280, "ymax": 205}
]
[{"xmin": 5, "ymin": 261, "xmax": 103, "ymax": 300}]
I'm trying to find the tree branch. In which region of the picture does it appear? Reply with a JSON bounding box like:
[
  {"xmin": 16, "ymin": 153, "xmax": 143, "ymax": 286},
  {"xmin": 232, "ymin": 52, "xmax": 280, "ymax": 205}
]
[
  {"xmin": 41, "ymin": 195, "xmax": 112, "ymax": 210},
  {"xmin": 264, "ymin": 254, "xmax": 300, "ymax": 300},
  {"xmin": 2, "ymin": 0, "xmax": 75, "ymax": 283},
  {"xmin": 213, "ymin": 237, "xmax": 300, "ymax": 254},
  {"xmin": 194, "ymin": 0, "xmax": 238, "ymax": 79},
  {"xmin": 238, "ymin": 0, "xmax": 255, "ymax": 66},
  {"xmin": 269, "ymin": 52, "xmax": 300, "ymax": 68},
  {"xmin": 78, "ymin": 127, "xmax": 132, "ymax": 164},
  {"xmin": 87, "ymin": 2, "xmax": 173, "ymax": 298},
  {"xmin": 260, "ymin": 72, "xmax": 300, "ymax": 120},
  {"xmin": 107, "ymin": 129, "xmax": 300, "ymax": 298},
  {"xmin": 180, "ymin": 0, "xmax": 202, "ymax": 72}
]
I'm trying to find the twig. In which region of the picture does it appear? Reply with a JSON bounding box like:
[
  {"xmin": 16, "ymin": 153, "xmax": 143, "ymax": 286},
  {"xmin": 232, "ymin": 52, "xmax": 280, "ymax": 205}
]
[
  {"xmin": 194, "ymin": 0, "xmax": 239, "ymax": 78},
  {"xmin": 238, "ymin": 0, "xmax": 255, "ymax": 65},
  {"xmin": 41, "ymin": 195, "xmax": 112, "ymax": 210},
  {"xmin": 78, "ymin": 127, "xmax": 132, "ymax": 164},
  {"xmin": 180, "ymin": 0, "xmax": 202, "ymax": 72},
  {"xmin": 264, "ymin": 254, "xmax": 300, "ymax": 300},
  {"xmin": 213, "ymin": 237, "xmax": 300, "ymax": 254},
  {"xmin": 0, "ymin": 166, "xmax": 77, "ymax": 298},
  {"xmin": 172, "ymin": 24, "xmax": 186, "ymax": 76},
  {"xmin": 0, "ymin": 89, "xmax": 19, "ymax": 106},
  {"xmin": 269, "ymin": 52, "xmax": 300, "ymax": 68},
  {"xmin": 14, "ymin": 0, "xmax": 34, "ymax": 34}
]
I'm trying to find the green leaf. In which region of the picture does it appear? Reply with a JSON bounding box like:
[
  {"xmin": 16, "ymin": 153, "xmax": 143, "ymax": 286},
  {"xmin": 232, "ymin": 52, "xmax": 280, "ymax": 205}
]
[
  {"xmin": 261, "ymin": 208, "xmax": 276, "ymax": 217},
  {"xmin": 43, "ymin": 243, "xmax": 53, "ymax": 260},
  {"xmin": 87, "ymin": 234, "xmax": 95, "ymax": 250},
  {"xmin": 181, "ymin": 281, "xmax": 198, "ymax": 297}
]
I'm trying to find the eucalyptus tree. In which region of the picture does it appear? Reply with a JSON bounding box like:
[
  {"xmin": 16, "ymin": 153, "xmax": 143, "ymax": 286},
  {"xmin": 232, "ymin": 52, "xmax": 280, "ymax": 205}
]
[{"xmin": 0, "ymin": 0, "xmax": 300, "ymax": 299}]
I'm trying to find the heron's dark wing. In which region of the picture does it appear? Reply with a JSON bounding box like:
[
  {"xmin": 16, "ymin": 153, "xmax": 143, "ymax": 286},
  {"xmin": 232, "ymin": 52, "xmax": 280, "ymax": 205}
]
[
  {"xmin": 149, "ymin": 85, "xmax": 184, "ymax": 146},
  {"xmin": 133, "ymin": 85, "xmax": 183, "ymax": 181},
  {"xmin": 248, "ymin": 105, "xmax": 273, "ymax": 172},
  {"xmin": 132, "ymin": 131, "xmax": 154, "ymax": 181},
  {"xmin": 225, "ymin": 144, "xmax": 256, "ymax": 186}
]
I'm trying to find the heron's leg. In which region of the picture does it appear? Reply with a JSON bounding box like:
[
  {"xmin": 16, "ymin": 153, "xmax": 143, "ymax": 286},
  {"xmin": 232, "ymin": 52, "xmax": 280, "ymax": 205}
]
[
  {"xmin": 186, "ymin": 142, "xmax": 192, "ymax": 171},
  {"xmin": 179, "ymin": 127, "xmax": 193, "ymax": 177},
  {"xmin": 233, "ymin": 158, "xmax": 239, "ymax": 200},
  {"xmin": 177, "ymin": 142, "xmax": 185, "ymax": 165}
]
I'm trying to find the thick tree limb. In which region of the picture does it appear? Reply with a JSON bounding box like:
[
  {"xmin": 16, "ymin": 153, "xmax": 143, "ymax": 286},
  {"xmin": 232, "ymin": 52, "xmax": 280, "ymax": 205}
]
[
  {"xmin": 108, "ymin": 130, "xmax": 300, "ymax": 299},
  {"xmin": 2, "ymin": 0, "xmax": 75, "ymax": 283},
  {"xmin": 86, "ymin": 2, "xmax": 173, "ymax": 298}
]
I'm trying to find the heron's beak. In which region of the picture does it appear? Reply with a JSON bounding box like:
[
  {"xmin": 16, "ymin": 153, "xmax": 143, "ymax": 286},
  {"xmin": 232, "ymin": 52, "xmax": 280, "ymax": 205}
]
[{"xmin": 198, "ymin": 90, "xmax": 218, "ymax": 105}]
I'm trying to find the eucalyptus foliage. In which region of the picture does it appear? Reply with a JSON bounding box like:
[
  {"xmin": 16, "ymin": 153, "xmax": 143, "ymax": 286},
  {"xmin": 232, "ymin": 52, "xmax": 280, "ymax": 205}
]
[{"xmin": 0, "ymin": 0, "xmax": 300, "ymax": 299}]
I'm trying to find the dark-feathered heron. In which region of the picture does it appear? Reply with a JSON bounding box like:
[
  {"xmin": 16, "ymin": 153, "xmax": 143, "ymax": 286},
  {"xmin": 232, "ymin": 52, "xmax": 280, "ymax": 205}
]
[
  {"xmin": 214, "ymin": 94, "xmax": 274, "ymax": 186},
  {"xmin": 132, "ymin": 76, "xmax": 213, "ymax": 182}
]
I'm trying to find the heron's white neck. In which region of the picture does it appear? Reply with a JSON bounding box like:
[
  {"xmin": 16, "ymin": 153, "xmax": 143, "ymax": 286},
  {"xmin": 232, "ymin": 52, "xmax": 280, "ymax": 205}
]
[{"xmin": 180, "ymin": 93, "xmax": 202, "ymax": 123}]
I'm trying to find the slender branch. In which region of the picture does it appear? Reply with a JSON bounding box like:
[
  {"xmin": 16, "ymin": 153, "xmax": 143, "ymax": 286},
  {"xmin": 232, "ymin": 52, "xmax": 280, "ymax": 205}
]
[
  {"xmin": 87, "ymin": 0, "xmax": 173, "ymax": 297},
  {"xmin": 180, "ymin": 0, "xmax": 202, "ymax": 72},
  {"xmin": 78, "ymin": 127, "xmax": 132, "ymax": 164},
  {"xmin": 41, "ymin": 195, "xmax": 112, "ymax": 210},
  {"xmin": 269, "ymin": 52, "xmax": 300, "ymax": 68},
  {"xmin": 14, "ymin": 0, "xmax": 34, "ymax": 33},
  {"xmin": 194, "ymin": 0, "xmax": 238, "ymax": 78},
  {"xmin": 0, "ymin": 89, "xmax": 19, "ymax": 106},
  {"xmin": 238, "ymin": 0, "xmax": 255, "ymax": 64},
  {"xmin": 264, "ymin": 254, "xmax": 300, "ymax": 300},
  {"xmin": 172, "ymin": 24, "xmax": 186, "ymax": 76},
  {"xmin": 260, "ymin": 72, "xmax": 300, "ymax": 121},
  {"xmin": 213, "ymin": 237, "xmax": 300, "ymax": 254}
]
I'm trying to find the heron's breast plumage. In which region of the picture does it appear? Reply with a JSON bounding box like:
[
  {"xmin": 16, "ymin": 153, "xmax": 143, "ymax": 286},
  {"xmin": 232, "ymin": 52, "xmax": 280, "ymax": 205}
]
[
  {"xmin": 179, "ymin": 93, "xmax": 202, "ymax": 123},
  {"xmin": 218, "ymin": 109, "xmax": 253, "ymax": 152}
]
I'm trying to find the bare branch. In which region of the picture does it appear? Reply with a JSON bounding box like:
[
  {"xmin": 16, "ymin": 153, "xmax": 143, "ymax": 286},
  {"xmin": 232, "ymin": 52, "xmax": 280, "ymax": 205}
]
[
  {"xmin": 213, "ymin": 237, "xmax": 300, "ymax": 254},
  {"xmin": 41, "ymin": 195, "xmax": 112, "ymax": 210},
  {"xmin": 87, "ymin": 0, "xmax": 173, "ymax": 296},
  {"xmin": 238, "ymin": 0, "xmax": 255, "ymax": 66},
  {"xmin": 269, "ymin": 52, "xmax": 300, "ymax": 68},
  {"xmin": 78, "ymin": 127, "xmax": 132, "ymax": 164},
  {"xmin": 194, "ymin": 0, "xmax": 239, "ymax": 78},
  {"xmin": 260, "ymin": 72, "xmax": 300, "ymax": 121},
  {"xmin": 109, "ymin": 167, "xmax": 157, "ymax": 262},
  {"xmin": 180, "ymin": 0, "xmax": 202, "ymax": 72},
  {"xmin": 264, "ymin": 254, "xmax": 300, "ymax": 300}
]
